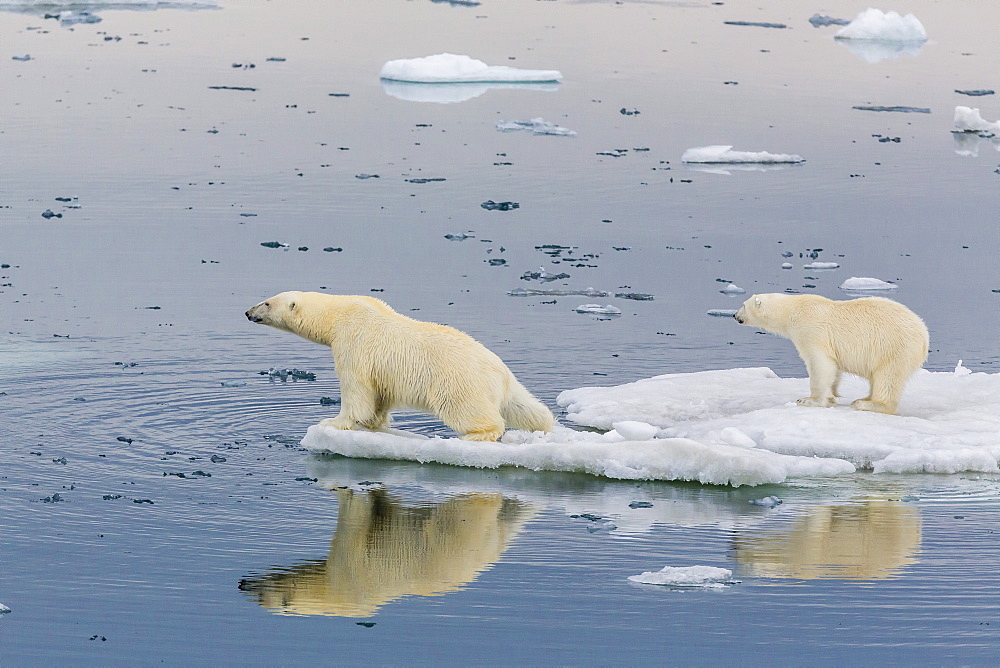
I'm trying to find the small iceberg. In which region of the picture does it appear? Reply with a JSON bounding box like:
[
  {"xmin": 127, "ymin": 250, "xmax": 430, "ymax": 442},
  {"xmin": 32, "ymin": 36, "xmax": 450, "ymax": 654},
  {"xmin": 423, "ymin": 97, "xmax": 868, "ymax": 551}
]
[
  {"xmin": 496, "ymin": 118, "xmax": 576, "ymax": 137},
  {"xmin": 748, "ymin": 496, "xmax": 783, "ymax": 508},
  {"xmin": 839, "ymin": 277, "xmax": 897, "ymax": 291},
  {"xmin": 380, "ymin": 53, "xmax": 562, "ymax": 84},
  {"xmin": 628, "ymin": 565, "xmax": 737, "ymax": 588},
  {"xmin": 834, "ymin": 9, "xmax": 927, "ymax": 42},
  {"xmin": 0, "ymin": 602, "xmax": 10, "ymax": 614},
  {"xmin": 720, "ymin": 283, "xmax": 747, "ymax": 295},
  {"xmin": 803, "ymin": 261, "xmax": 840, "ymax": 270},
  {"xmin": 834, "ymin": 9, "xmax": 927, "ymax": 62},
  {"xmin": 682, "ymin": 145, "xmax": 804, "ymax": 164},
  {"xmin": 953, "ymin": 106, "xmax": 1000, "ymax": 138},
  {"xmin": 573, "ymin": 304, "xmax": 622, "ymax": 316}
]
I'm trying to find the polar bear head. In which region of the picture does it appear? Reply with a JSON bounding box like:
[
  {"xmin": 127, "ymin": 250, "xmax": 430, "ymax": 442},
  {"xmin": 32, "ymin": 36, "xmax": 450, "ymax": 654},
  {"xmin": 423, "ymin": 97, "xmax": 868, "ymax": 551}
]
[
  {"xmin": 734, "ymin": 293, "xmax": 769, "ymax": 327},
  {"xmin": 246, "ymin": 291, "xmax": 309, "ymax": 335}
]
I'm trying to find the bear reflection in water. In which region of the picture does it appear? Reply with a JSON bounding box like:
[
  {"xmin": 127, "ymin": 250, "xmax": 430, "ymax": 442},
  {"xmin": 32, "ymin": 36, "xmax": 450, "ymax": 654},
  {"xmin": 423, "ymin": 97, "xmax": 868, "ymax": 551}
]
[
  {"xmin": 239, "ymin": 488, "xmax": 534, "ymax": 617},
  {"xmin": 733, "ymin": 499, "xmax": 921, "ymax": 580}
]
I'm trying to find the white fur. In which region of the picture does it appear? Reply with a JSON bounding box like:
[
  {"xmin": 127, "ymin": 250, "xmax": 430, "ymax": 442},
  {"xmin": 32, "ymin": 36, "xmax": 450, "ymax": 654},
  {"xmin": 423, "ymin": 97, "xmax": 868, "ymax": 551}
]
[
  {"xmin": 246, "ymin": 292, "xmax": 554, "ymax": 441},
  {"xmin": 734, "ymin": 293, "xmax": 929, "ymax": 414}
]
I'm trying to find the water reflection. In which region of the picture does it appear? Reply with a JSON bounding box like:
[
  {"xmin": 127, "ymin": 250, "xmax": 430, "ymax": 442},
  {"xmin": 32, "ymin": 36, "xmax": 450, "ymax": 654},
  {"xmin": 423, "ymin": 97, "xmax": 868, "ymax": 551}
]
[
  {"xmin": 835, "ymin": 38, "xmax": 925, "ymax": 63},
  {"xmin": 381, "ymin": 80, "xmax": 560, "ymax": 104},
  {"xmin": 239, "ymin": 488, "xmax": 534, "ymax": 617},
  {"xmin": 953, "ymin": 131, "xmax": 1000, "ymax": 157},
  {"xmin": 733, "ymin": 499, "xmax": 921, "ymax": 580}
]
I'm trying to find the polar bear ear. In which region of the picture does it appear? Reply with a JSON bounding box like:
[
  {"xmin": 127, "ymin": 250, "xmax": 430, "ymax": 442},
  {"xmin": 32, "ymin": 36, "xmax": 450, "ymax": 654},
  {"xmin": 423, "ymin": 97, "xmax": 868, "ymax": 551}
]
[
  {"xmin": 288, "ymin": 300, "xmax": 297, "ymax": 311},
  {"xmin": 754, "ymin": 297, "xmax": 762, "ymax": 308}
]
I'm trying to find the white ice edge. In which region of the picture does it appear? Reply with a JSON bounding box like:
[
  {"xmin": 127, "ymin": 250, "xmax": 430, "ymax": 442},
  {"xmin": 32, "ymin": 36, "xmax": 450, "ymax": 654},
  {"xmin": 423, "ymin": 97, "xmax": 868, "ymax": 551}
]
[
  {"xmin": 953, "ymin": 106, "xmax": 1000, "ymax": 137},
  {"xmin": 682, "ymin": 145, "xmax": 804, "ymax": 164},
  {"xmin": 380, "ymin": 53, "xmax": 562, "ymax": 83}
]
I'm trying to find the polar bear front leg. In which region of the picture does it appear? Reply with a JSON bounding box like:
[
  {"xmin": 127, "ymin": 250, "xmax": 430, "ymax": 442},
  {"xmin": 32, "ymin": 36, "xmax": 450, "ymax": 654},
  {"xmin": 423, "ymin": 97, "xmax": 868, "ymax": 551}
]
[
  {"xmin": 797, "ymin": 352, "xmax": 838, "ymax": 408},
  {"xmin": 318, "ymin": 375, "xmax": 387, "ymax": 431}
]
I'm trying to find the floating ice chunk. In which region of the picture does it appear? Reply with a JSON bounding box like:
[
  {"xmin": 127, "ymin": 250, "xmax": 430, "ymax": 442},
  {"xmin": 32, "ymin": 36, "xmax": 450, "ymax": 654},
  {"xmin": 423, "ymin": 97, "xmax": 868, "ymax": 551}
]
[
  {"xmin": 220, "ymin": 380, "xmax": 246, "ymax": 387},
  {"xmin": 835, "ymin": 9, "xmax": 927, "ymax": 42},
  {"xmin": 508, "ymin": 287, "xmax": 609, "ymax": 297},
  {"xmin": 628, "ymin": 565, "xmax": 736, "ymax": 588},
  {"xmin": 953, "ymin": 106, "xmax": 1000, "ymax": 138},
  {"xmin": 573, "ymin": 304, "xmax": 621, "ymax": 316},
  {"xmin": 682, "ymin": 145, "xmax": 804, "ymax": 164},
  {"xmin": 748, "ymin": 495, "xmax": 782, "ymax": 508},
  {"xmin": 839, "ymin": 277, "xmax": 897, "ymax": 291},
  {"xmin": 496, "ymin": 118, "xmax": 576, "ymax": 137},
  {"xmin": 707, "ymin": 309, "xmax": 738, "ymax": 317},
  {"xmin": 804, "ymin": 262, "xmax": 839, "ymax": 270},
  {"xmin": 781, "ymin": 262, "xmax": 793, "ymax": 269},
  {"xmin": 558, "ymin": 365, "xmax": 1000, "ymax": 477},
  {"xmin": 955, "ymin": 360, "xmax": 972, "ymax": 376},
  {"xmin": 0, "ymin": 602, "xmax": 9, "ymax": 613},
  {"xmin": 611, "ymin": 421, "xmax": 658, "ymax": 441},
  {"xmin": 380, "ymin": 53, "xmax": 562, "ymax": 84},
  {"xmin": 302, "ymin": 423, "xmax": 852, "ymax": 486},
  {"xmin": 720, "ymin": 283, "xmax": 746, "ymax": 295}
]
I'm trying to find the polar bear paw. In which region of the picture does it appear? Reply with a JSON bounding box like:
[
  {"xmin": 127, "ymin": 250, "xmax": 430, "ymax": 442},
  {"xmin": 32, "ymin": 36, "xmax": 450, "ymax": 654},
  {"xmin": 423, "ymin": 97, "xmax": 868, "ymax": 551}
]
[
  {"xmin": 319, "ymin": 417, "xmax": 357, "ymax": 430},
  {"xmin": 796, "ymin": 397, "xmax": 835, "ymax": 408},
  {"xmin": 851, "ymin": 399, "xmax": 891, "ymax": 414}
]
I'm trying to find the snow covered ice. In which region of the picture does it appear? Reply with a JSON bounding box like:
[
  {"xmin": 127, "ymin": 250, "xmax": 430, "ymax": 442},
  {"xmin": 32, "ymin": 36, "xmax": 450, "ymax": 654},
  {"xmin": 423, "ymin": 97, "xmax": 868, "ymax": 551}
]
[
  {"xmin": 953, "ymin": 106, "xmax": 1000, "ymax": 138},
  {"xmin": 804, "ymin": 261, "xmax": 840, "ymax": 270},
  {"xmin": 839, "ymin": 277, "xmax": 897, "ymax": 291},
  {"xmin": 628, "ymin": 565, "xmax": 736, "ymax": 588},
  {"xmin": 834, "ymin": 9, "xmax": 927, "ymax": 42},
  {"xmin": 558, "ymin": 366, "xmax": 1000, "ymax": 477},
  {"xmin": 573, "ymin": 304, "xmax": 621, "ymax": 316},
  {"xmin": 682, "ymin": 145, "xmax": 804, "ymax": 164},
  {"xmin": 380, "ymin": 53, "xmax": 562, "ymax": 84},
  {"xmin": 496, "ymin": 118, "xmax": 576, "ymax": 137}
]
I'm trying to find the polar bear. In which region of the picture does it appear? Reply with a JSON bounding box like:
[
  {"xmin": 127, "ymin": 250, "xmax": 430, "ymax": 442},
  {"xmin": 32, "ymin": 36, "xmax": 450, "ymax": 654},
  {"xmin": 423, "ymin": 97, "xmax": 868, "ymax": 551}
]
[
  {"xmin": 734, "ymin": 293, "xmax": 928, "ymax": 414},
  {"xmin": 245, "ymin": 291, "xmax": 554, "ymax": 440}
]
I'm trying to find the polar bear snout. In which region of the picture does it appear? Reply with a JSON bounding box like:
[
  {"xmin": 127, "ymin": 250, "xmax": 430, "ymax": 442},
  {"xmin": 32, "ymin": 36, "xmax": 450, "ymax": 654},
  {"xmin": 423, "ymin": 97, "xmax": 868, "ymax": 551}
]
[
  {"xmin": 245, "ymin": 302, "xmax": 267, "ymax": 324},
  {"xmin": 734, "ymin": 307, "xmax": 746, "ymax": 324}
]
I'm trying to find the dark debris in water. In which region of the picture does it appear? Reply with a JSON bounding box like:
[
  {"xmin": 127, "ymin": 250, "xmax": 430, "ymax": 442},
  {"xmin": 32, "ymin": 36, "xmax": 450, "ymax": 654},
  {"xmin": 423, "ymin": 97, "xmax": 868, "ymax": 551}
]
[
  {"xmin": 955, "ymin": 89, "xmax": 994, "ymax": 96},
  {"xmin": 724, "ymin": 20, "xmax": 787, "ymax": 29},
  {"xmin": 853, "ymin": 105, "xmax": 931, "ymax": 114},
  {"xmin": 808, "ymin": 13, "xmax": 850, "ymax": 27},
  {"xmin": 629, "ymin": 501, "xmax": 654, "ymax": 509},
  {"xmin": 481, "ymin": 200, "xmax": 519, "ymax": 211},
  {"xmin": 615, "ymin": 292, "xmax": 654, "ymax": 301},
  {"xmin": 320, "ymin": 396, "xmax": 341, "ymax": 405}
]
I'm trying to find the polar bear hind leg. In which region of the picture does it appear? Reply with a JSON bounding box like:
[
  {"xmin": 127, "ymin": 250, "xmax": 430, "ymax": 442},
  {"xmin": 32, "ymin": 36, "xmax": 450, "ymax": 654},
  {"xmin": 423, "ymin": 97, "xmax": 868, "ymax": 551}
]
[{"xmin": 851, "ymin": 366, "xmax": 902, "ymax": 414}]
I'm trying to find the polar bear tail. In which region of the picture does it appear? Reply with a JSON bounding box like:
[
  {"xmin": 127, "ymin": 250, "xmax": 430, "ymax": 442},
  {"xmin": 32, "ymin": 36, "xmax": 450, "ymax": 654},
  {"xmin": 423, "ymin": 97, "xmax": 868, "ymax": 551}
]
[{"xmin": 501, "ymin": 382, "xmax": 555, "ymax": 433}]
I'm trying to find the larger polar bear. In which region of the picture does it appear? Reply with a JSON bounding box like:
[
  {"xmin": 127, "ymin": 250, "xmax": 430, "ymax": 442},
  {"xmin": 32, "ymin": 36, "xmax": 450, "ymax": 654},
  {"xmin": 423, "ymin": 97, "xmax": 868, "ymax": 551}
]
[
  {"xmin": 734, "ymin": 293, "xmax": 928, "ymax": 414},
  {"xmin": 246, "ymin": 292, "xmax": 554, "ymax": 440}
]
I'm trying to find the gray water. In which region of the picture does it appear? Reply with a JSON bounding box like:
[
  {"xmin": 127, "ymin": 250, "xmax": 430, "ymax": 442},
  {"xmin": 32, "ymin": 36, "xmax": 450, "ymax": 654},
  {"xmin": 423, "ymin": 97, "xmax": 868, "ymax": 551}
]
[{"xmin": 2, "ymin": 0, "xmax": 999, "ymax": 664}]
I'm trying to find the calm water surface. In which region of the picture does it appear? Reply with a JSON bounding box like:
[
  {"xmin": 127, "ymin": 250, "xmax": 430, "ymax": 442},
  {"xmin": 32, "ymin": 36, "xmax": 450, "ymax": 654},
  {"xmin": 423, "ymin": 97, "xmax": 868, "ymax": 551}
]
[{"xmin": 2, "ymin": 0, "xmax": 999, "ymax": 664}]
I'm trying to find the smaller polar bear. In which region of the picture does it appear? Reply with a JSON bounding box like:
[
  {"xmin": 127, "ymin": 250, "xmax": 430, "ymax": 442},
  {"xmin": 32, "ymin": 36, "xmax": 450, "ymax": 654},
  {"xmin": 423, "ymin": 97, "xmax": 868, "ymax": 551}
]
[
  {"xmin": 246, "ymin": 292, "xmax": 554, "ymax": 441},
  {"xmin": 734, "ymin": 293, "xmax": 928, "ymax": 414}
]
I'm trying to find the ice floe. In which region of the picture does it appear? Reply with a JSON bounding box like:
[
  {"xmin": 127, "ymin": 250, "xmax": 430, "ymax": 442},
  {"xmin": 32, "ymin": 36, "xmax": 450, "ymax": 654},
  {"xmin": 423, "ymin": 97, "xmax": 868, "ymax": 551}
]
[
  {"xmin": 573, "ymin": 304, "xmax": 622, "ymax": 316},
  {"xmin": 834, "ymin": 9, "xmax": 927, "ymax": 42},
  {"xmin": 0, "ymin": 602, "xmax": 9, "ymax": 614},
  {"xmin": 628, "ymin": 565, "xmax": 737, "ymax": 588},
  {"xmin": 558, "ymin": 365, "xmax": 1000, "ymax": 476},
  {"xmin": 953, "ymin": 106, "xmax": 1000, "ymax": 138},
  {"xmin": 803, "ymin": 261, "xmax": 839, "ymax": 270},
  {"xmin": 380, "ymin": 53, "xmax": 562, "ymax": 84},
  {"xmin": 839, "ymin": 277, "xmax": 897, "ymax": 291},
  {"xmin": 496, "ymin": 118, "xmax": 576, "ymax": 137},
  {"xmin": 302, "ymin": 423, "xmax": 855, "ymax": 487},
  {"xmin": 681, "ymin": 145, "xmax": 804, "ymax": 164}
]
